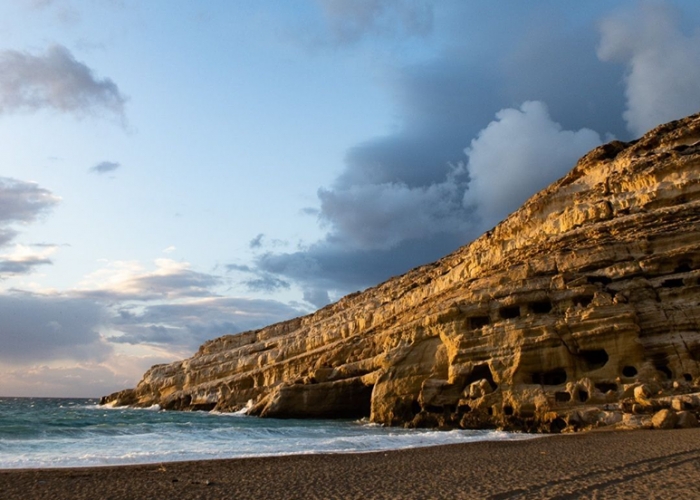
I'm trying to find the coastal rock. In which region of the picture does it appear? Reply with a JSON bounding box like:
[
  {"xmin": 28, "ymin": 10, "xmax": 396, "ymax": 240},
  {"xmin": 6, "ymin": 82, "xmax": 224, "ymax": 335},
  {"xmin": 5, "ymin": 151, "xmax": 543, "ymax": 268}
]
[{"xmin": 102, "ymin": 112, "xmax": 700, "ymax": 432}]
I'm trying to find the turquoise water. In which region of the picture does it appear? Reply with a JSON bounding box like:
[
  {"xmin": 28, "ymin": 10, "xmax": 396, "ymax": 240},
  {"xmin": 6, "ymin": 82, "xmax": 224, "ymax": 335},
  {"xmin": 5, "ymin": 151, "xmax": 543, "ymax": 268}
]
[{"xmin": 0, "ymin": 397, "xmax": 535, "ymax": 469}]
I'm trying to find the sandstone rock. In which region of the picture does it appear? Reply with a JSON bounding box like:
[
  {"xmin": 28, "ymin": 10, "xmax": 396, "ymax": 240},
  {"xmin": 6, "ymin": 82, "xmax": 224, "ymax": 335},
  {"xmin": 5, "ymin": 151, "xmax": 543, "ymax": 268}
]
[
  {"xmin": 652, "ymin": 409, "xmax": 678, "ymax": 430},
  {"xmin": 101, "ymin": 112, "xmax": 700, "ymax": 433}
]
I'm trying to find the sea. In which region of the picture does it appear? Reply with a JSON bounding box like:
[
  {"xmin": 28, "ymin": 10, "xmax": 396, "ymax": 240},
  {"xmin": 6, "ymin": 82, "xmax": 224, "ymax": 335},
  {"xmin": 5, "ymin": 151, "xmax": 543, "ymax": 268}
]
[{"xmin": 0, "ymin": 397, "xmax": 537, "ymax": 469}]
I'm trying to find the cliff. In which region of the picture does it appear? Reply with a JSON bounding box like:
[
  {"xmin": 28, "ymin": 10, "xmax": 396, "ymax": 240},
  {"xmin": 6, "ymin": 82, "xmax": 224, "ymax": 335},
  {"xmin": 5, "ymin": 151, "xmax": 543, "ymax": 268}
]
[{"xmin": 102, "ymin": 112, "xmax": 700, "ymax": 432}]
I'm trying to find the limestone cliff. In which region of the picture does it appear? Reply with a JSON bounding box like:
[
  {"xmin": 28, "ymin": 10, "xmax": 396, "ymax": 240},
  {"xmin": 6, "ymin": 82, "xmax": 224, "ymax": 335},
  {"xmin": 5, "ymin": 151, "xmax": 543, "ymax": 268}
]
[{"xmin": 102, "ymin": 112, "xmax": 700, "ymax": 432}]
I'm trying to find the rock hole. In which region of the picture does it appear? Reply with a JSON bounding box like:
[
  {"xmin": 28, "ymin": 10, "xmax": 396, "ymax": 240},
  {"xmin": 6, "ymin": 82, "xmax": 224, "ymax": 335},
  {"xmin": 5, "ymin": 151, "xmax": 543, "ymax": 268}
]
[
  {"xmin": 579, "ymin": 349, "xmax": 609, "ymax": 371},
  {"xmin": 499, "ymin": 306, "xmax": 520, "ymax": 319},
  {"xmin": 464, "ymin": 364, "xmax": 497, "ymax": 391},
  {"xmin": 595, "ymin": 382, "xmax": 618, "ymax": 394},
  {"xmin": 662, "ymin": 278, "xmax": 684, "ymax": 288},
  {"xmin": 458, "ymin": 403, "xmax": 472, "ymax": 413},
  {"xmin": 487, "ymin": 407, "xmax": 493, "ymax": 416},
  {"xmin": 503, "ymin": 405, "xmax": 514, "ymax": 416},
  {"xmin": 574, "ymin": 295, "xmax": 593, "ymax": 307},
  {"xmin": 656, "ymin": 365, "xmax": 673, "ymax": 379},
  {"xmin": 578, "ymin": 390, "xmax": 589, "ymax": 402},
  {"xmin": 555, "ymin": 391, "xmax": 571, "ymax": 403},
  {"xmin": 675, "ymin": 262, "xmax": 693, "ymax": 273},
  {"xmin": 550, "ymin": 417, "xmax": 567, "ymax": 433},
  {"xmin": 532, "ymin": 368, "xmax": 567, "ymax": 386},
  {"xmin": 683, "ymin": 373, "xmax": 693, "ymax": 382},
  {"xmin": 587, "ymin": 276, "xmax": 612, "ymax": 286},
  {"xmin": 411, "ymin": 400, "xmax": 422, "ymax": 415},
  {"xmin": 530, "ymin": 300, "xmax": 552, "ymax": 314},
  {"xmin": 426, "ymin": 405, "xmax": 443, "ymax": 414},
  {"xmin": 622, "ymin": 366, "xmax": 638, "ymax": 377},
  {"xmin": 468, "ymin": 315, "xmax": 490, "ymax": 330}
]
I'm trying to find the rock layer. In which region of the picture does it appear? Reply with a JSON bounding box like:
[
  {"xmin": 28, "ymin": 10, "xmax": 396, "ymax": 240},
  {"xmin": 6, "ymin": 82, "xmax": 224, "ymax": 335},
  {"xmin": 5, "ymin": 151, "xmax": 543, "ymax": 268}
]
[{"xmin": 102, "ymin": 113, "xmax": 700, "ymax": 432}]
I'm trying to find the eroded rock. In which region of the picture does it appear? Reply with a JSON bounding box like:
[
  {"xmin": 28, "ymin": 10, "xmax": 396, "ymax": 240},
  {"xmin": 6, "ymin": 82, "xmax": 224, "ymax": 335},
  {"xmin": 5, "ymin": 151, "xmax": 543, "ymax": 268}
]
[{"xmin": 102, "ymin": 112, "xmax": 700, "ymax": 433}]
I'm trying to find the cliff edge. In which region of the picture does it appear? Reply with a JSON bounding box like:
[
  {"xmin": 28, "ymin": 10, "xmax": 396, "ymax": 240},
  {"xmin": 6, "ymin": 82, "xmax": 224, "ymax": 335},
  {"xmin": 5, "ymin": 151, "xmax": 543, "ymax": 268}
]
[{"xmin": 102, "ymin": 112, "xmax": 700, "ymax": 432}]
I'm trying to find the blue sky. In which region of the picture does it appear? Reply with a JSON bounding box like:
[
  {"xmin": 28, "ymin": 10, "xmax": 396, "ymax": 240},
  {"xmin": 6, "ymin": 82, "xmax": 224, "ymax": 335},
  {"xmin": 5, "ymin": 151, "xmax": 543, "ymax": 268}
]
[{"xmin": 1, "ymin": 0, "xmax": 700, "ymax": 397}]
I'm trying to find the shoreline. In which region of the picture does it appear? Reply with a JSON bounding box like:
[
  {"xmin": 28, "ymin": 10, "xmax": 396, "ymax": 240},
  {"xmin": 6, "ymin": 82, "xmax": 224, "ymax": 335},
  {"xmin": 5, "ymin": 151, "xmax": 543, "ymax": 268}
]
[{"xmin": 2, "ymin": 428, "xmax": 700, "ymax": 499}]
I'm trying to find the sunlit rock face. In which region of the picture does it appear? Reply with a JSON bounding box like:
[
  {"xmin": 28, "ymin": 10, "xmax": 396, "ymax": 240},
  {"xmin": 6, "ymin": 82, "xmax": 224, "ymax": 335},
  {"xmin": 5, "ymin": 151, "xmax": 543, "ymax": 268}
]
[{"xmin": 102, "ymin": 112, "xmax": 700, "ymax": 432}]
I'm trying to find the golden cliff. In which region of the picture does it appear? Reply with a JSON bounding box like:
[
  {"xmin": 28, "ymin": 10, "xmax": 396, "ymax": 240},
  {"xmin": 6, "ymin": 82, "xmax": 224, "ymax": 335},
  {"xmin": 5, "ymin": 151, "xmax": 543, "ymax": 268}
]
[{"xmin": 102, "ymin": 112, "xmax": 700, "ymax": 432}]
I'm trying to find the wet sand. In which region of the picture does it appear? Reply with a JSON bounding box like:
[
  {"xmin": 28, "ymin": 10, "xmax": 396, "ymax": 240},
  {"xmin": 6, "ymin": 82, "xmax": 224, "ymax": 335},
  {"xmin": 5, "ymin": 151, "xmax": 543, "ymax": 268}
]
[{"xmin": 2, "ymin": 428, "xmax": 700, "ymax": 499}]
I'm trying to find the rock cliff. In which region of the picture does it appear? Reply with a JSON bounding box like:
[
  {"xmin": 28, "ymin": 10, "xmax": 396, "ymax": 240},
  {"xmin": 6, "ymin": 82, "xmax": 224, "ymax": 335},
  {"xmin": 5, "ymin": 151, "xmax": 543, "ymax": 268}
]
[{"xmin": 102, "ymin": 113, "xmax": 700, "ymax": 432}]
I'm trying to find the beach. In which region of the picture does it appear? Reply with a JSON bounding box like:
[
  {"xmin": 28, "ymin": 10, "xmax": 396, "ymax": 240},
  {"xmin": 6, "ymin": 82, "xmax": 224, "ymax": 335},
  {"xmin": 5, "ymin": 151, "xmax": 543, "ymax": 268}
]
[{"xmin": 2, "ymin": 428, "xmax": 699, "ymax": 499}]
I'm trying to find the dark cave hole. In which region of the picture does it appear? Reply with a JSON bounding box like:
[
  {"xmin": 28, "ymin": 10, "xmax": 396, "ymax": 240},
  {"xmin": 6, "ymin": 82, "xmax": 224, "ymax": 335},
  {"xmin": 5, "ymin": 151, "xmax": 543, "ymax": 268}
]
[
  {"xmin": 550, "ymin": 417, "xmax": 567, "ymax": 433},
  {"xmin": 530, "ymin": 300, "xmax": 553, "ymax": 314},
  {"xmin": 574, "ymin": 295, "xmax": 594, "ymax": 308},
  {"xmin": 464, "ymin": 364, "xmax": 497, "ymax": 391},
  {"xmin": 468, "ymin": 315, "xmax": 490, "ymax": 330},
  {"xmin": 662, "ymin": 278, "xmax": 684, "ymax": 288},
  {"xmin": 578, "ymin": 390, "xmax": 589, "ymax": 402},
  {"xmin": 499, "ymin": 306, "xmax": 521, "ymax": 320},
  {"xmin": 622, "ymin": 366, "xmax": 638, "ymax": 378},
  {"xmin": 579, "ymin": 349, "xmax": 609, "ymax": 371},
  {"xmin": 656, "ymin": 365, "xmax": 673, "ymax": 380},
  {"xmin": 595, "ymin": 382, "xmax": 618, "ymax": 394},
  {"xmin": 683, "ymin": 373, "xmax": 693, "ymax": 382},
  {"xmin": 555, "ymin": 391, "xmax": 571, "ymax": 403},
  {"xmin": 587, "ymin": 276, "xmax": 612, "ymax": 286},
  {"xmin": 503, "ymin": 405, "xmax": 514, "ymax": 416},
  {"xmin": 675, "ymin": 262, "xmax": 693, "ymax": 273},
  {"xmin": 532, "ymin": 368, "xmax": 568, "ymax": 386}
]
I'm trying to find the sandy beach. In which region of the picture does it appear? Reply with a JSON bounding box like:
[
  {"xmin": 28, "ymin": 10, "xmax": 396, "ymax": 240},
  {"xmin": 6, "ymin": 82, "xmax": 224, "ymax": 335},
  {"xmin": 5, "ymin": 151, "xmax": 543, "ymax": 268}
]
[{"xmin": 2, "ymin": 428, "xmax": 699, "ymax": 499}]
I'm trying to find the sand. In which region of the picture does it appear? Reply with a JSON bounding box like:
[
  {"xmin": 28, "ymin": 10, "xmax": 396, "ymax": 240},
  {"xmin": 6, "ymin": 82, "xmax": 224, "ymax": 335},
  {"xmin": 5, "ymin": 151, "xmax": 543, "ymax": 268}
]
[{"xmin": 2, "ymin": 428, "xmax": 700, "ymax": 499}]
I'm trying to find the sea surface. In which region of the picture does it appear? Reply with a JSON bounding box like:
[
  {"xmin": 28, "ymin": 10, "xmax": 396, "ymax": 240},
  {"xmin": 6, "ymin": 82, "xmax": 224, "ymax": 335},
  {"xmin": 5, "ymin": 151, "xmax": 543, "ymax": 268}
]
[{"xmin": 0, "ymin": 397, "xmax": 537, "ymax": 469}]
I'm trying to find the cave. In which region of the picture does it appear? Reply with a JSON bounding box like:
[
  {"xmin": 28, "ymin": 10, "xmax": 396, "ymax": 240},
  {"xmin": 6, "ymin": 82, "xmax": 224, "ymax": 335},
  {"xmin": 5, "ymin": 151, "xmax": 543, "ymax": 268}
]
[
  {"xmin": 578, "ymin": 389, "xmax": 589, "ymax": 402},
  {"xmin": 499, "ymin": 306, "xmax": 520, "ymax": 319},
  {"xmin": 531, "ymin": 368, "xmax": 567, "ymax": 386},
  {"xmin": 662, "ymin": 278, "xmax": 684, "ymax": 288},
  {"xmin": 468, "ymin": 315, "xmax": 490, "ymax": 330},
  {"xmin": 555, "ymin": 391, "xmax": 571, "ymax": 402},
  {"xmin": 503, "ymin": 405, "xmax": 514, "ymax": 416},
  {"xmin": 587, "ymin": 275, "xmax": 612, "ymax": 286},
  {"xmin": 574, "ymin": 295, "xmax": 593, "ymax": 307},
  {"xmin": 656, "ymin": 365, "xmax": 673, "ymax": 380},
  {"xmin": 530, "ymin": 300, "xmax": 553, "ymax": 314},
  {"xmin": 595, "ymin": 382, "xmax": 618, "ymax": 394},
  {"xmin": 464, "ymin": 363, "xmax": 497, "ymax": 390},
  {"xmin": 579, "ymin": 349, "xmax": 609, "ymax": 371},
  {"xmin": 622, "ymin": 366, "xmax": 638, "ymax": 377},
  {"xmin": 675, "ymin": 261, "xmax": 693, "ymax": 273},
  {"xmin": 684, "ymin": 373, "xmax": 693, "ymax": 382}
]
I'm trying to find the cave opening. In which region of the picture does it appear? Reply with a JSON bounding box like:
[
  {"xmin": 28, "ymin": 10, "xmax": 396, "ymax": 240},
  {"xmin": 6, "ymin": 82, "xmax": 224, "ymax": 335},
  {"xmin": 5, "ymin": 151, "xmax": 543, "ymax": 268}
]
[
  {"xmin": 579, "ymin": 349, "xmax": 609, "ymax": 371},
  {"xmin": 464, "ymin": 363, "xmax": 497, "ymax": 390},
  {"xmin": 622, "ymin": 365, "xmax": 638, "ymax": 378},
  {"xmin": 595, "ymin": 382, "xmax": 618, "ymax": 394},
  {"xmin": 499, "ymin": 306, "xmax": 520, "ymax": 320},
  {"xmin": 530, "ymin": 300, "xmax": 553, "ymax": 314},
  {"xmin": 468, "ymin": 315, "xmax": 490, "ymax": 330},
  {"xmin": 532, "ymin": 368, "xmax": 567, "ymax": 386},
  {"xmin": 662, "ymin": 278, "xmax": 684, "ymax": 288}
]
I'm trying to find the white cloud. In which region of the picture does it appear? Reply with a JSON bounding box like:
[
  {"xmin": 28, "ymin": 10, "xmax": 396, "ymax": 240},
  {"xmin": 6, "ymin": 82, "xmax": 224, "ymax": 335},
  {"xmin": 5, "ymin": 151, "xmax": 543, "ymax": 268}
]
[
  {"xmin": 463, "ymin": 101, "xmax": 603, "ymax": 229},
  {"xmin": 598, "ymin": 3, "xmax": 700, "ymax": 136}
]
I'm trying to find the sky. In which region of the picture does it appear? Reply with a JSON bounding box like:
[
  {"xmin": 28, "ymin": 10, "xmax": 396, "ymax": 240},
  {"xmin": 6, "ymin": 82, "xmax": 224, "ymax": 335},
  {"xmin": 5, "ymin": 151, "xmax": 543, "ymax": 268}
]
[{"xmin": 2, "ymin": 1, "xmax": 700, "ymax": 397}]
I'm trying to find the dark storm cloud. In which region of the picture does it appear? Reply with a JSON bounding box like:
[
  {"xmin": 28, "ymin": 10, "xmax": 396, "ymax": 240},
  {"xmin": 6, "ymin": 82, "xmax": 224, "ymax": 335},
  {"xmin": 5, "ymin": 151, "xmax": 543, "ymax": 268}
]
[
  {"xmin": 0, "ymin": 293, "xmax": 111, "ymax": 364},
  {"xmin": 0, "ymin": 44, "xmax": 126, "ymax": 119},
  {"xmin": 89, "ymin": 160, "xmax": 120, "ymax": 174}
]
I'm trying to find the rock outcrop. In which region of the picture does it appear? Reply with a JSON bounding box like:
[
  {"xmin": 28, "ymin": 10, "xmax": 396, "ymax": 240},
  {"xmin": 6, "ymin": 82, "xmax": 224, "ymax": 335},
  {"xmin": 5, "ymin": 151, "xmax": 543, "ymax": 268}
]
[{"xmin": 102, "ymin": 112, "xmax": 700, "ymax": 433}]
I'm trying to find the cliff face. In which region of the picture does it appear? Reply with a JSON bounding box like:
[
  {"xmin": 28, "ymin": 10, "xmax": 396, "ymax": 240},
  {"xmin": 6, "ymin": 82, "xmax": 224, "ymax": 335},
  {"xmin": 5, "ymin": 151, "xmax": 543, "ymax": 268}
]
[{"xmin": 102, "ymin": 113, "xmax": 700, "ymax": 432}]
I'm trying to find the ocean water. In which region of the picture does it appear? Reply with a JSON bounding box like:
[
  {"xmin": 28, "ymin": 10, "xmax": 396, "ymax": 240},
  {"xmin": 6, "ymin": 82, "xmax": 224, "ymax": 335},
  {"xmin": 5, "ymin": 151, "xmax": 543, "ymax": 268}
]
[{"xmin": 0, "ymin": 397, "xmax": 536, "ymax": 469}]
